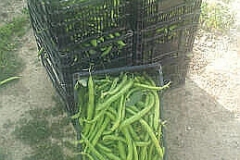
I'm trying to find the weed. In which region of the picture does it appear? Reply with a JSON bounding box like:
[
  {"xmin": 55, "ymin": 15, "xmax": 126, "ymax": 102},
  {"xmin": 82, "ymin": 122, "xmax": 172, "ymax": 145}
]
[
  {"xmin": 50, "ymin": 122, "xmax": 64, "ymax": 139},
  {"xmin": 23, "ymin": 143, "xmax": 64, "ymax": 160},
  {"xmin": 13, "ymin": 97, "xmax": 77, "ymax": 160},
  {"xmin": 28, "ymin": 107, "xmax": 52, "ymax": 119},
  {"xmin": 0, "ymin": 147, "xmax": 11, "ymax": 160},
  {"xmin": 200, "ymin": 1, "xmax": 234, "ymax": 33},
  {"xmin": 2, "ymin": 119, "xmax": 14, "ymax": 129},
  {"xmin": 14, "ymin": 119, "xmax": 51, "ymax": 145},
  {"xmin": 49, "ymin": 104, "xmax": 64, "ymax": 117},
  {"xmin": 0, "ymin": 15, "xmax": 29, "ymax": 82}
]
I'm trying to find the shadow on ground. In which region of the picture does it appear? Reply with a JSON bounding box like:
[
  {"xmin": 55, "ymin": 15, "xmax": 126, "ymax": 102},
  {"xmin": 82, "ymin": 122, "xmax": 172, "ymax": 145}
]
[{"xmin": 163, "ymin": 78, "xmax": 240, "ymax": 160}]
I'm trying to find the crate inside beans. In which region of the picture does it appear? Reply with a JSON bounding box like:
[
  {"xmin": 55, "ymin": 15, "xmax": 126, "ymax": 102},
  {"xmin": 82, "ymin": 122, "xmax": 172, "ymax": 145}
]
[
  {"xmin": 130, "ymin": 0, "xmax": 202, "ymax": 85},
  {"xmin": 27, "ymin": 0, "xmax": 133, "ymax": 114}
]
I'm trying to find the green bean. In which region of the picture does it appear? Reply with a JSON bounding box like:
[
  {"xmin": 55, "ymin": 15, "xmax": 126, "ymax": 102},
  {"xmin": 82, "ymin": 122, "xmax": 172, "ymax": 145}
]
[
  {"xmin": 97, "ymin": 81, "xmax": 111, "ymax": 92},
  {"xmin": 139, "ymin": 119, "xmax": 163, "ymax": 159},
  {"xmin": 96, "ymin": 143, "xmax": 112, "ymax": 153},
  {"xmin": 127, "ymin": 107, "xmax": 163, "ymax": 159},
  {"xmin": 122, "ymin": 128, "xmax": 133, "ymax": 160},
  {"xmin": 101, "ymin": 76, "xmax": 119, "ymax": 98},
  {"xmin": 107, "ymin": 107, "xmax": 117, "ymax": 117},
  {"xmin": 101, "ymin": 46, "xmax": 112, "ymax": 57},
  {"xmin": 84, "ymin": 109, "xmax": 105, "ymax": 124},
  {"xmin": 91, "ymin": 117, "xmax": 110, "ymax": 146},
  {"xmin": 117, "ymin": 40, "xmax": 126, "ymax": 49},
  {"xmin": 110, "ymin": 95, "xmax": 124, "ymax": 132},
  {"xmin": 140, "ymin": 147, "xmax": 147, "ymax": 160},
  {"xmin": 152, "ymin": 90, "xmax": 160, "ymax": 131},
  {"xmin": 118, "ymin": 140, "xmax": 127, "ymax": 160},
  {"xmin": 105, "ymin": 111, "xmax": 116, "ymax": 121},
  {"xmin": 148, "ymin": 143, "xmax": 154, "ymax": 160},
  {"xmin": 81, "ymin": 134, "xmax": 105, "ymax": 160},
  {"xmin": 125, "ymin": 87, "xmax": 142, "ymax": 99},
  {"xmin": 90, "ymin": 39, "xmax": 97, "ymax": 47},
  {"xmin": 134, "ymin": 75, "xmax": 151, "ymax": 85},
  {"xmin": 133, "ymin": 142, "xmax": 139, "ymax": 160},
  {"xmin": 89, "ymin": 49, "xmax": 97, "ymax": 55},
  {"xmin": 104, "ymin": 152, "xmax": 122, "ymax": 160},
  {"xmin": 96, "ymin": 79, "xmax": 133, "ymax": 111},
  {"xmin": 88, "ymin": 116, "xmax": 104, "ymax": 143},
  {"xmin": 78, "ymin": 152, "xmax": 94, "ymax": 160},
  {"xmin": 134, "ymin": 81, "xmax": 170, "ymax": 91},
  {"xmin": 135, "ymin": 140, "xmax": 151, "ymax": 147},
  {"xmin": 143, "ymin": 73, "xmax": 156, "ymax": 86},
  {"xmin": 71, "ymin": 111, "xmax": 80, "ymax": 120},
  {"xmin": 77, "ymin": 116, "xmax": 84, "ymax": 126},
  {"xmin": 83, "ymin": 74, "xmax": 95, "ymax": 135},
  {"xmin": 115, "ymin": 32, "xmax": 120, "ymax": 37},
  {"xmin": 128, "ymin": 124, "xmax": 140, "ymax": 141},
  {"xmin": 102, "ymin": 135, "xmax": 126, "ymax": 143},
  {"xmin": 119, "ymin": 93, "xmax": 154, "ymax": 129},
  {"xmin": 121, "ymin": 97, "xmax": 126, "ymax": 122},
  {"xmin": 102, "ymin": 73, "xmax": 127, "ymax": 98},
  {"xmin": 139, "ymin": 142, "xmax": 148, "ymax": 160},
  {"xmin": 108, "ymin": 33, "xmax": 115, "ymax": 39}
]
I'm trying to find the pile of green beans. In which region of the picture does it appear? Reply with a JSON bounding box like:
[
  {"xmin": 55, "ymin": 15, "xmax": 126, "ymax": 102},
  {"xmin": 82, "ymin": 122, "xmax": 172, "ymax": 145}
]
[
  {"xmin": 81, "ymin": 32, "xmax": 126, "ymax": 58},
  {"xmin": 73, "ymin": 72, "xmax": 170, "ymax": 160}
]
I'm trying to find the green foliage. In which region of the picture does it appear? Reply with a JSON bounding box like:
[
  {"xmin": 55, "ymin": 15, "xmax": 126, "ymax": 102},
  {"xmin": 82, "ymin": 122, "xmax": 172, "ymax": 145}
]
[
  {"xmin": 199, "ymin": 1, "xmax": 234, "ymax": 33},
  {"xmin": 23, "ymin": 143, "xmax": 64, "ymax": 160},
  {"xmin": 0, "ymin": 15, "xmax": 29, "ymax": 82},
  {"xmin": 0, "ymin": 147, "xmax": 9, "ymax": 160}
]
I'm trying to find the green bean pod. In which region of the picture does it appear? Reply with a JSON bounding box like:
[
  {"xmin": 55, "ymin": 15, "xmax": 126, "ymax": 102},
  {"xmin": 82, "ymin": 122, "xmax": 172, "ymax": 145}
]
[
  {"xmin": 81, "ymin": 134, "xmax": 105, "ymax": 160},
  {"xmin": 119, "ymin": 92, "xmax": 154, "ymax": 129},
  {"xmin": 96, "ymin": 79, "xmax": 133, "ymax": 111}
]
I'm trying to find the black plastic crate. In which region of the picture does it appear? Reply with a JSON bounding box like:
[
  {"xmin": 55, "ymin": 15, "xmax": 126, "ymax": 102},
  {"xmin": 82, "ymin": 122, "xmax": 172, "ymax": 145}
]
[
  {"xmin": 27, "ymin": 0, "xmax": 202, "ymax": 113},
  {"xmin": 41, "ymin": 51, "xmax": 75, "ymax": 114},
  {"xmin": 72, "ymin": 63, "xmax": 167, "ymax": 160},
  {"xmin": 27, "ymin": 0, "xmax": 134, "ymax": 69},
  {"xmin": 27, "ymin": 0, "xmax": 134, "ymax": 113},
  {"xmin": 130, "ymin": 0, "xmax": 202, "ymax": 30},
  {"xmin": 130, "ymin": 0, "xmax": 202, "ymax": 85}
]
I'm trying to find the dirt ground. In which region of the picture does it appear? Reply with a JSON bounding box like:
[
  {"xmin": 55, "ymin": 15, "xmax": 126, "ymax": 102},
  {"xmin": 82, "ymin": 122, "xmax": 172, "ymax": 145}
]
[
  {"xmin": 163, "ymin": 0, "xmax": 240, "ymax": 159},
  {"xmin": 0, "ymin": 0, "xmax": 240, "ymax": 160}
]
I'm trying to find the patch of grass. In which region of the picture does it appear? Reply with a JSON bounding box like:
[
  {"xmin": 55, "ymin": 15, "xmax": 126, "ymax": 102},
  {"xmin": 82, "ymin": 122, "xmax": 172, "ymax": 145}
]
[
  {"xmin": 13, "ymin": 96, "xmax": 78, "ymax": 160},
  {"xmin": 49, "ymin": 104, "xmax": 65, "ymax": 117},
  {"xmin": 0, "ymin": 15, "xmax": 29, "ymax": 82},
  {"xmin": 200, "ymin": 1, "xmax": 234, "ymax": 33},
  {"xmin": 23, "ymin": 143, "xmax": 65, "ymax": 160},
  {"xmin": 0, "ymin": 147, "xmax": 11, "ymax": 160},
  {"xmin": 28, "ymin": 107, "xmax": 53, "ymax": 119},
  {"xmin": 14, "ymin": 119, "xmax": 51, "ymax": 145},
  {"xmin": 2, "ymin": 119, "xmax": 14, "ymax": 129}
]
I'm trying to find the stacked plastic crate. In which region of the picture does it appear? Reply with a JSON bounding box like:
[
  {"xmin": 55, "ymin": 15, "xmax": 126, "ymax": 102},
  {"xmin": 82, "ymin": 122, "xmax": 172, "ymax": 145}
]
[
  {"xmin": 130, "ymin": 0, "xmax": 202, "ymax": 84},
  {"xmin": 27, "ymin": 0, "xmax": 202, "ymax": 113},
  {"xmin": 27, "ymin": 0, "xmax": 133, "ymax": 114},
  {"xmin": 27, "ymin": 1, "xmax": 202, "ymax": 159}
]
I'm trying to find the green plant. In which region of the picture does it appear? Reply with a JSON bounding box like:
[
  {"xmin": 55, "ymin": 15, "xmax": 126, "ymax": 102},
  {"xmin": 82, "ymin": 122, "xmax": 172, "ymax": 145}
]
[
  {"xmin": 0, "ymin": 147, "xmax": 11, "ymax": 160},
  {"xmin": 199, "ymin": 1, "xmax": 234, "ymax": 33},
  {"xmin": 23, "ymin": 143, "xmax": 64, "ymax": 160},
  {"xmin": 13, "ymin": 96, "xmax": 77, "ymax": 160},
  {"xmin": 0, "ymin": 15, "xmax": 29, "ymax": 82},
  {"xmin": 14, "ymin": 119, "xmax": 51, "ymax": 145}
]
